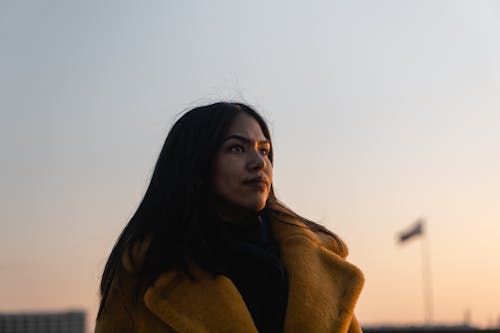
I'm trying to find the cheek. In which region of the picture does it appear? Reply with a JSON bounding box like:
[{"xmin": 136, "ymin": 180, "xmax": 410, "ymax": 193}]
[
  {"xmin": 211, "ymin": 160, "xmax": 239, "ymax": 193},
  {"xmin": 265, "ymin": 163, "xmax": 273, "ymax": 185}
]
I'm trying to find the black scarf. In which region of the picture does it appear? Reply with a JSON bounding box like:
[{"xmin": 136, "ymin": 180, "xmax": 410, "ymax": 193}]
[{"xmin": 191, "ymin": 210, "xmax": 288, "ymax": 333}]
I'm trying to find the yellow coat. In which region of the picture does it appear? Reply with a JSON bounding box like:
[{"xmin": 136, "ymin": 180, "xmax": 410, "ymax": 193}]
[{"xmin": 95, "ymin": 219, "xmax": 364, "ymax": 333}]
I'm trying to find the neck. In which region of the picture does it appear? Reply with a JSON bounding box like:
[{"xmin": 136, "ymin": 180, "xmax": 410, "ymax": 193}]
[
  {"xmin": 204, "ymin": 198, "xmax": 257, "ymax": 223},
  {"xmin": 204, "ymin": 203, "xmax": 261, "ymax": 224}
]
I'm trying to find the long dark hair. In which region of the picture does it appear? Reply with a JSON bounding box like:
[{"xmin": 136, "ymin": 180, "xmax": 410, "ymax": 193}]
[{"xmin": 97, "ymin": 102, "xmax": 340, "ymax": 317}]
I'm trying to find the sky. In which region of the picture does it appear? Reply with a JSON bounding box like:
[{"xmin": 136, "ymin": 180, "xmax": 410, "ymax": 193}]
[{"xmin": 1, "ymin": 0, "xmax": 500, "ymax": 331}]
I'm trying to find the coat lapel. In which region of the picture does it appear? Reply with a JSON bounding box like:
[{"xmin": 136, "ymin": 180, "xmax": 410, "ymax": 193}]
[
  {"xmin": 144, "ymin": 264, "xmax": 259, "ymax": 333},
  {"xmin": 273, "ymin": 220, "xmax": 365, "ymax": 333}
]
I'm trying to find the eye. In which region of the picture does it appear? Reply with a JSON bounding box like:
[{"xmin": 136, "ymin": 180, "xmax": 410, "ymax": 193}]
[
  {"xmin": 229, "ymin": 144, "xmax": 244, "ymax": 153},
  {"xmin": 259, "ymin": 147, "xmax": 270, "ymax": 156}
]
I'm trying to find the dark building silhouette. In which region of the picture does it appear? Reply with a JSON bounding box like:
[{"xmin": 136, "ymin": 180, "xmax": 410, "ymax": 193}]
[{"xmin": 0, "ymin": 311, "xmax": 85, "ymax": 333}]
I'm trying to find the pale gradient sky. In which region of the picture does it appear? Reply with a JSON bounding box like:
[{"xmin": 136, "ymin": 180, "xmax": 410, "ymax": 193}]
[{"xmin": 1, "ymin": 0, "xmax": 500, "ymax": 331}]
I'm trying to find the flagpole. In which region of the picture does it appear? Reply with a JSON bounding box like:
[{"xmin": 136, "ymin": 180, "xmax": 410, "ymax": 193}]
[
  {"xmin": 398, "ymin": 219, "xmax": 434, "ymax": 326},
  {"xmin": 420, "ymin": 222, "xmax": 434, "ymax": 326}
]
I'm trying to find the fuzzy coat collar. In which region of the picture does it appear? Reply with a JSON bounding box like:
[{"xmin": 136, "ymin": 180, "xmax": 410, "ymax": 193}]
[{"xmin": 139, "ymin": 219, "xmax": 364, "ymax": 333}]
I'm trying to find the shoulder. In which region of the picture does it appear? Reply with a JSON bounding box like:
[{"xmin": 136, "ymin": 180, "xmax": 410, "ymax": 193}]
[
  {"xmin": 314, "ymin": 230, "xmax": 349, "ymax": 258},
  {"xmin": 269, "ymin": 212, "xmax": 349, "ymax": 258}
]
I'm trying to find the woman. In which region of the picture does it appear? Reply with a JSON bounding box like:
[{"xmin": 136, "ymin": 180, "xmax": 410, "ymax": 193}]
[{"xmin": 95, "ymin": 102, "xmax": 364, "ymax": 333}]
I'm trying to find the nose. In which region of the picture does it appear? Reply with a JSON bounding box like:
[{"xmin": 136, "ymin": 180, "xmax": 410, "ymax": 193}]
[{"xmin": 248, "ymin": 149, "xmax": 266, "ymax": 171}]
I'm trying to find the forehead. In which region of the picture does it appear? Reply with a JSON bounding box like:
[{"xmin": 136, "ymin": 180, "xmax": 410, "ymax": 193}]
[{"xmin": 225, "ymin": 112, "xmax": 267, "ymax": 139}]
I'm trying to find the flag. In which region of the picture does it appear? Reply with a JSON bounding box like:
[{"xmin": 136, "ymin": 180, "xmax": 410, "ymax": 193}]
[{"xmin": 398, "ymin": 219, "xmax": 424, "ymax": 243}]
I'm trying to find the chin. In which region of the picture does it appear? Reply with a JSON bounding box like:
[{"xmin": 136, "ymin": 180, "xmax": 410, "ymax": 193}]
[
  {"xmin": 250, "ymin": 200, "xmax": 267, "ymax": 212},
  {"xmin": 236, "ymin": 199, "xmax": 267, "ymax": 214}
]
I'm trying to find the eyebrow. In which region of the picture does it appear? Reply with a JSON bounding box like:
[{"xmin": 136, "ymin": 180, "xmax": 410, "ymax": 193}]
[{"xmin": 223, "ymin": 134, "xmax": 270, "ymax": 145}]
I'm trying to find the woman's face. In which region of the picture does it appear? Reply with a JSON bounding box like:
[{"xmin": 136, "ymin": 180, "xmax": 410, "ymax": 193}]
[{"xmin": 209, "ymin": 112, "xmax": 273, "ymax": 221}]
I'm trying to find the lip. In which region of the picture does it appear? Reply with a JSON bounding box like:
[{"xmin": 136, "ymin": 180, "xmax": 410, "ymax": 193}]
[{"xmin": 243, "ymin": 176, "xmax": 269, "ymax": 188}]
